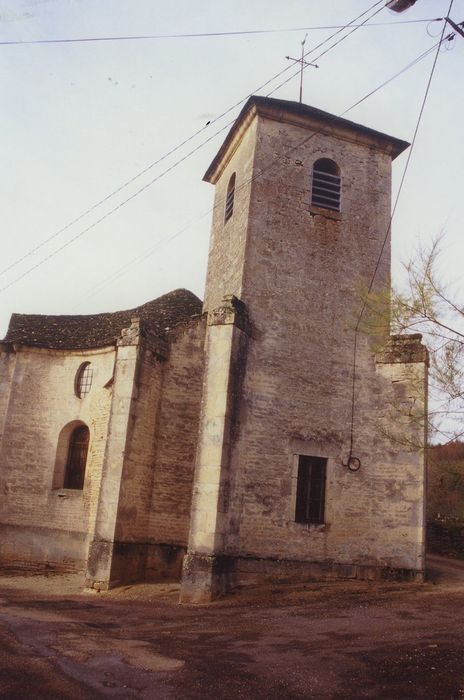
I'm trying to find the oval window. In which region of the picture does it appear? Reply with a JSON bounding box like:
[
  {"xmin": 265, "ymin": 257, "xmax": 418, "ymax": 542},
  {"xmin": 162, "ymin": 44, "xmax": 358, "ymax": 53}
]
[{"xmin": 75, "ymin": 362, "xmax": 93, "ymax": 398}]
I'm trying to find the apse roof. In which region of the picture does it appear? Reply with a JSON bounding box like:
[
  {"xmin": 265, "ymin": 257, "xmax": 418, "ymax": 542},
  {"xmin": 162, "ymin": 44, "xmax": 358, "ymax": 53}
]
[{"xmin": 3, "ymin": 288, "xmax": 203, "ymax": 350}]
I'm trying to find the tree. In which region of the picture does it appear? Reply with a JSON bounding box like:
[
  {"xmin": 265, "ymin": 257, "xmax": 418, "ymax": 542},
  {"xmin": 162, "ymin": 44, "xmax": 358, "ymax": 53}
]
[
  {"xmin": 360, "ymin": 235, "xmax": 464, "ymax": 535},
  {"xmin": 390, "ymin": 236, "xmax": 464, "ymax": 445},
  {"xmin": 428, "ymin": 441, "xmax": 464, "ymax": 521}
]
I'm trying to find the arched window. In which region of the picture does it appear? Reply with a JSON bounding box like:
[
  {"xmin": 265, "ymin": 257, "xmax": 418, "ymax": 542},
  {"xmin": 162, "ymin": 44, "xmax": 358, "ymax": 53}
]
[
  {"xmin": 63, "ymin": 425, "xmax": 89, "ymax": 490},
  {"xmin": 224, "ymin": 173, "xmax": 236, "ymax": 223},
  {"xmin": 75, "ymin": 362, "xmax": 93, "ymax": 398},
  {"xmin": 311, "ymin": 158, "xmax": 341, "ymax": 211}
]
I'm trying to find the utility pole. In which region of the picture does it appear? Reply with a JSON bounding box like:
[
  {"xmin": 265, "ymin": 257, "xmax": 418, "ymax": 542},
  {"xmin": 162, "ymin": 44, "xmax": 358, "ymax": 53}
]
[
  {"xmin": 444, "ymin": 16, "xmax": 464, "ymax": 38},
  {"xmin": 386, "ymin": 0, "xmax": 464, "ymax": 39}
]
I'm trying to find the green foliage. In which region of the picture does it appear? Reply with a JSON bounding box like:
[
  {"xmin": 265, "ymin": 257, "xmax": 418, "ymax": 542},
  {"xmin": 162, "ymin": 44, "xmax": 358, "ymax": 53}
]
[
  {"xmin": 366, "ymin": 235, "xmax": 464, "ymax": 444},
  {"xmin": 428, "ymin": 441, "xmax": 464, "ymax": 522}
]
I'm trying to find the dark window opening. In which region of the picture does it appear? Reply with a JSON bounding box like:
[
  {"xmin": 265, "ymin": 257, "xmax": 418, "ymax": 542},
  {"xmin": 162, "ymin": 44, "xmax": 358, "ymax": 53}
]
[
  {"xmin": 311, "ymin": 158, "xmax": 341, "ymax": 212},
  {"xmin": 75, "ymin": 362, "xmax": 93, "ymax": 398},
  {"xmin": 64, "ymin": 425, "xmax": 89, "ymax": 490},
  {"xmin": 224, "ymin": 173, "xmax": 236, "ymax": 223},
  {"xmin": 295, "ymin": 455, "xmax": 327, "ymax": 524}
]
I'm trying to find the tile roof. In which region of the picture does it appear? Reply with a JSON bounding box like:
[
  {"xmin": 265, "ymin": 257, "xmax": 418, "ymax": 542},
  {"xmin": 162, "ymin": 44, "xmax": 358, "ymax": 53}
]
[{"xmin": 3, "ymin": 288, "xmax": 203, "ymax": 350}]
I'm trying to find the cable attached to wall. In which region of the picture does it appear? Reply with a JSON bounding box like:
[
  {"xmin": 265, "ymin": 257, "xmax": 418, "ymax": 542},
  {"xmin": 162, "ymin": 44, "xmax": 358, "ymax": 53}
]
[{"xmin": 340, "ymin": 1, "xmax": 455, "ymax": 473}]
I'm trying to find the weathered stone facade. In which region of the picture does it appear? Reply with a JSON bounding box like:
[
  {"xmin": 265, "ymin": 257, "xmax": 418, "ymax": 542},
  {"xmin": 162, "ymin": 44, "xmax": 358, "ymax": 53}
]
[
  {"xmin": 0, "ymin": 96, "xmax": 428, "ymax": 599},
  {"xmin": 0, "ymin": 344, "xmax": 114, "ymax": 570},
  {"xmin": 0, "ymin": 290, "xmax": 205, "ymax": 588},
  {"xmin": 182, "ymin": 97, "xmax": 428, "ymax": 602}
]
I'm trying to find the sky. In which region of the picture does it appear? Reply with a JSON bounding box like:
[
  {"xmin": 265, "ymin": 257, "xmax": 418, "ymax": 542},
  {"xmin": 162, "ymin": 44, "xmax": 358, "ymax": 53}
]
[{"xmin": 0, "ymin": 0, "xmax": 463, "ymax": 337}]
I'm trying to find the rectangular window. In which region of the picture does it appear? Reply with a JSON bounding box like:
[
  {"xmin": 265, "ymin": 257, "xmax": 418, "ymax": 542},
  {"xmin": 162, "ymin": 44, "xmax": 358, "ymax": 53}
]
[{"xmin": 295, "ymin": 455, "xmax": 327, "ymax": 524}]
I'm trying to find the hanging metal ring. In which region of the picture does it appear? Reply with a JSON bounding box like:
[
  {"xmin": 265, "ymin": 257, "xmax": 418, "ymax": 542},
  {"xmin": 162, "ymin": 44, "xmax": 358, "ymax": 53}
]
[
  {"xmin": 347, "ymin": 456, "xmax": 361, "ymax": 472},
  {"xmin": 342, "ymin": 455, "xmax": 361, "ymax": 472}
]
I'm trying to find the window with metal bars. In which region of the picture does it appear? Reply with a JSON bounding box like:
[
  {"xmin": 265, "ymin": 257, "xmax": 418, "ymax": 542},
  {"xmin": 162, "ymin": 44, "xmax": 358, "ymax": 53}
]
[
  {"xmin": 75, "ymin": 362, "xmax": 93, "ymax": 398},
  {"xmin": 64, "ymin": 425, "xmax": 89, "ymax": 490},
  {"xmin": 295, "ymin": 455, "xmax": 327, "ymax": 524},
  {"xmin": 311, "ymin": 158, "xmax": 341, "ymax": 212},
  {"xmin": 224, "ymin": 172, "xmax": 236, "ymax": 223}
]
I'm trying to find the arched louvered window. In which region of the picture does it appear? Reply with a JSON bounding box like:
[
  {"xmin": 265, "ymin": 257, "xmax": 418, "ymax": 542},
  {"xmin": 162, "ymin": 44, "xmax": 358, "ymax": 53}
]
[
  {"xmin": 75, "ymin": 362, "xmax": 93, "ymax": 398},
  {"xmin": 64, "ymin": 425, "xmax": 89, "ymax": 490},
  {"xmin": 224, "ymin": 173, "xmax": 236, "ymax": 223},
  {"xmin": 311, "ymin": 158, "xmax": 341, "ymax": 212}
]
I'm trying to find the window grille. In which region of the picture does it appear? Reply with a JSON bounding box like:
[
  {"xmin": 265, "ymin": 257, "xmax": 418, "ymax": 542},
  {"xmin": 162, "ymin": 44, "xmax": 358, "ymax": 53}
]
[
  {"xmin": 224, "ymin": 173, "xmax": 236, "ymax": 223},
  {"xmin": 75, "ymin": 362, "xmax": 93, "ymax": 398},
  {"xmin": 64, "ymin": 425, "xmax": 89, "ymax": 490},
  {"xmin": 311, "ymin": 159, "xmax": 341, "ymax": 212},
  {"xmin": 295, "ymin": 455, "xmax": 327, "ymax": 524}
]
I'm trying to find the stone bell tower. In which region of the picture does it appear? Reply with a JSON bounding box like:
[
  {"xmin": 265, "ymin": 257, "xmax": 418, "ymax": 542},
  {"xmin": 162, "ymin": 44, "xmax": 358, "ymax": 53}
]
[{"xmin": 180, "ymin": 96, "xmax": 428, "ymax": 603}]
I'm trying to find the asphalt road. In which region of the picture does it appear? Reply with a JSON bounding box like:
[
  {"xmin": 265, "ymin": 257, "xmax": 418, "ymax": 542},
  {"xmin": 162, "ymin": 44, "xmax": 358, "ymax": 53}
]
[{"xmin": 0, "ymin": 554, "xmax": 463, "ymax": 699}]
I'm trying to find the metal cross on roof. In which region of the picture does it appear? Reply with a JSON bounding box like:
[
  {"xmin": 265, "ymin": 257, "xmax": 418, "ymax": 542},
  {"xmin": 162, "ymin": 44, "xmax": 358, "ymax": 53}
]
[{"xmin": 285, "ymin": 34, "xmax": 318, "ymax": 104}]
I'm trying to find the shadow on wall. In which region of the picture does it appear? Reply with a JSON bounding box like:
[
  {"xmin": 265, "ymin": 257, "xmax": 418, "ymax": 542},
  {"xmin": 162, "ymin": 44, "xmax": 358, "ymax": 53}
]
[{"xmin": 0, "ymin": 426, "xmax": 93, "ymax": 573}]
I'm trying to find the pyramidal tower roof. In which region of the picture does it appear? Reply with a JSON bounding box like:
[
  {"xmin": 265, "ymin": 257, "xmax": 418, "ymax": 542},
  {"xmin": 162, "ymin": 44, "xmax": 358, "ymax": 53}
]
[{"xmin": 204, "ymin": 95, "xmax": 409, "ymax": 184}]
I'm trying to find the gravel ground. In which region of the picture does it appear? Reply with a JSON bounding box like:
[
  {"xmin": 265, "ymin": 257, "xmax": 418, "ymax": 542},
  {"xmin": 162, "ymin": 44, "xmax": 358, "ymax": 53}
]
[{"xmin": 0, "ymin": 554, "xmax": 463, "ymax": 699}]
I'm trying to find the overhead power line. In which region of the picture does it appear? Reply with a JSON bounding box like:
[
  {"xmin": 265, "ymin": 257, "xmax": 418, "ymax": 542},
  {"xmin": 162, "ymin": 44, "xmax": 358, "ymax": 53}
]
[
  {"xmin": 0, "ymin": 18, "xmax": 442, "ymax": 46},
  {"xmin": 267, "ymin": 1, "xmax": 387, "ymax": 97},
  {"xmin": 74, "ymin": 35, "xmax": 448, "ymax": 309},
  {"xmin": 0, "ymin": 0, "xmax": 387, "ymax": 283},
  {"xmin": 72, "ymin": 208, "xmax": 213, "ymax": 309},
  {"xmin": 0, "ymin": 121, "xmax": 233, "ymax": 295},
  {"xmin": 342, "ymin": 0, "xmax": 455, "ymax": 471}
]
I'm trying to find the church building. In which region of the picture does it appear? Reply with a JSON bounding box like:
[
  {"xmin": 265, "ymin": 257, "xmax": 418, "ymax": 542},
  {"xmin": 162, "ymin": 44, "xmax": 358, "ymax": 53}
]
[{"xmin": 0, "ymin": 96, "xmax": 428, "ymax": 602}]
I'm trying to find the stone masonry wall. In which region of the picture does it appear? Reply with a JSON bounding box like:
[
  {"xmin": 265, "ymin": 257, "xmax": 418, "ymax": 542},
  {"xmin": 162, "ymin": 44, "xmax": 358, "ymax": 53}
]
[
  {"xmin": 0, "ymin": 344, "xmax": 115, "ymax": 570},
  {"xmin": 113, "ymin": 344, "xmax": 164, "ymax": 542},
  {"xmin": 0, "ymin": 348, "xmax": 17, "ymax": 444},
  {"xmin": 148, "ymin": 317, "xmax": 206, "ymax": 548},
  {"xmin": 87, "ymin": 317, "xmax": 206, "ymax": 587},
  {"xmin": 203, "ymin": 117, "xmax": 257, "ymax": 314},
  {"xmin": 201, "ymin": 111, "xmax": 426, "ymax": 575}
]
